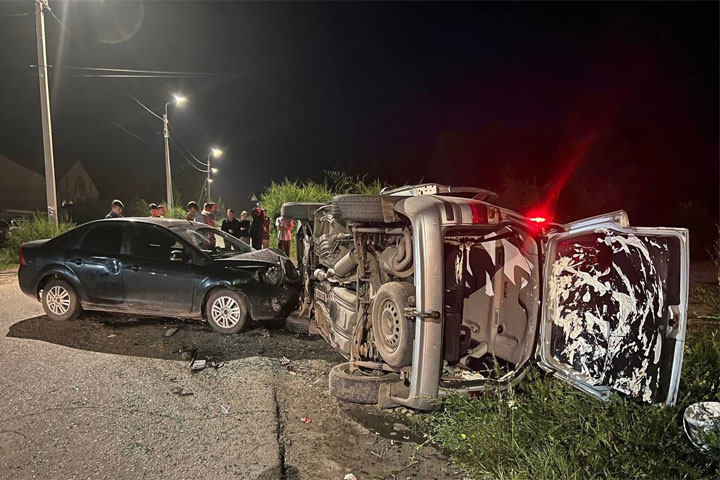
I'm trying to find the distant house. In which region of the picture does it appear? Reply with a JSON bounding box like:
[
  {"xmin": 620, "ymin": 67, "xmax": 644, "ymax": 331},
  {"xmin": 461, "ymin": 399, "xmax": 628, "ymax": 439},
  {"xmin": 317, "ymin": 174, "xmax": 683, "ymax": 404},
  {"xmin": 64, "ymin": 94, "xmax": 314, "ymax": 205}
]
[
  {"xmin": 57, "ymin": 160, "xmax": 100, "ymax": 205},
  {"xmin": 0, "ymin": 155, "xmax": 99, "ymax": 213}
]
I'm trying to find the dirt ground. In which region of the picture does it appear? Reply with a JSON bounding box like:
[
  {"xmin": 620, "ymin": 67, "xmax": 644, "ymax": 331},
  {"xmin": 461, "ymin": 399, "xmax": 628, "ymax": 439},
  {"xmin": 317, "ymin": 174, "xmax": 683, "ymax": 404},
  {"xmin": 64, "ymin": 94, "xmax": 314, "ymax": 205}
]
[{"xmin": 0, "ymin": 272, "xmax": 459, "ymax": 480}]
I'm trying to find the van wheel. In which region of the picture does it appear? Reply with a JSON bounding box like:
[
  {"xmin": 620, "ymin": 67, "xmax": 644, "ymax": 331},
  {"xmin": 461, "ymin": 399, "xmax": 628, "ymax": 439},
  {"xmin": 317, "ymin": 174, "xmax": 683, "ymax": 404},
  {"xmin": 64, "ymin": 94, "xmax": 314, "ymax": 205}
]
[
  {"xmin": 42, "ymin": 279, "xmax": 82, "ymax": 321},
  {"xmin": 371, "ymin": 282, "xmax": 416, "ymax": 368},
  {"xmin": 285, "ymin": 312, "xmax": 311, "ymax": 334},
  {"xmin": 329, "ymin": 362, "xmax": 400, "ymax": 405},
  {"xmin": 205, "ymin": 288, "xmax": 248, "ymax": 334}
]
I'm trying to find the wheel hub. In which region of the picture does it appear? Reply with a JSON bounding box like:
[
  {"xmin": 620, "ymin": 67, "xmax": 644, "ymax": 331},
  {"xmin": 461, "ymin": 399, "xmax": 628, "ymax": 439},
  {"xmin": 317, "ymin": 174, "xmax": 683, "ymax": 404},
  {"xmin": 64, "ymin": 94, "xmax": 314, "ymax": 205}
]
[
  {"xmin": 211, "ymin": 296, "xmax": 241, "ymax": 328},
  {"xmin": 380, "ymin": 300, "xmax": 400, "ymax": 350},
  {"xmin": 45, "ymin": 286, "xmax": 70, "ymax": 316}
]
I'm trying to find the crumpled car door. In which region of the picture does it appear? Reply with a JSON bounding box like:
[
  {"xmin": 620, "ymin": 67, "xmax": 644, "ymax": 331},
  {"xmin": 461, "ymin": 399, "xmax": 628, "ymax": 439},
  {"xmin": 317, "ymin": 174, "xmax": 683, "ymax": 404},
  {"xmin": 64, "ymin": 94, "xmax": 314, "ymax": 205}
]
[{"xmin": 537, "ymin": 211, "xmax": 689, "ymax": 405}]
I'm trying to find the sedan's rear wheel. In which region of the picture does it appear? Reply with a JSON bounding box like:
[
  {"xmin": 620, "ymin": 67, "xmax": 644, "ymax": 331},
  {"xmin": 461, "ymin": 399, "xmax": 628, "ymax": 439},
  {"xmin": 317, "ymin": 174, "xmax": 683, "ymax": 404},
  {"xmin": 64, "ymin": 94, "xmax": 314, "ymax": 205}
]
[
  {"xmin": 206, "ymin": 289, "xmax": 248, "ymax": 334},
  {"xmin": 42, "ymin": 279, "xmax": 81, "ymax": 321}
]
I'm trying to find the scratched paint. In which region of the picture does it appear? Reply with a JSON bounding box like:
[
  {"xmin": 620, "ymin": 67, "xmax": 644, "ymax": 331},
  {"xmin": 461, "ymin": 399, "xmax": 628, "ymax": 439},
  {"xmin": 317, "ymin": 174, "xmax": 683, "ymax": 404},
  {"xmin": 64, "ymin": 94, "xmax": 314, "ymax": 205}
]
[{"xmin": 547, "ymin": 230, "xmax": 672, "ymax": 403}]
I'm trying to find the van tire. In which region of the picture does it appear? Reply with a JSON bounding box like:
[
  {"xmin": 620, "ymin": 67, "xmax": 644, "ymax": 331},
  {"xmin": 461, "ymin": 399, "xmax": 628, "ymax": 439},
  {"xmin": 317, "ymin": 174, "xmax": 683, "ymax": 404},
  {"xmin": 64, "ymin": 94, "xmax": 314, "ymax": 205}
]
[
  {"xmin": 329, "ymin": 362, "xmax": 400, "ymax": 405},
  {"xmin": 281, "ymin": 202, "xmax": 327, "ymax": 222},
  {"xmin": 331, "ymin": 195, "xmax": 403, "ymax": 223},
  {"xmin": 371, "ymin": 282, "xmax": 416, "ymax": 368}
]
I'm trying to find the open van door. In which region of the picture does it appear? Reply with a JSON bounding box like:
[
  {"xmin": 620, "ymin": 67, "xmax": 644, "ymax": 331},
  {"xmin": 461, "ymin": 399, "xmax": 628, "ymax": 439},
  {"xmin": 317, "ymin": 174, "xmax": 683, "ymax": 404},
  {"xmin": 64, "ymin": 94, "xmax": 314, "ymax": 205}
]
[{"xmin": 538, "ymin": 211, "xmax": 689, "ymax": 405}]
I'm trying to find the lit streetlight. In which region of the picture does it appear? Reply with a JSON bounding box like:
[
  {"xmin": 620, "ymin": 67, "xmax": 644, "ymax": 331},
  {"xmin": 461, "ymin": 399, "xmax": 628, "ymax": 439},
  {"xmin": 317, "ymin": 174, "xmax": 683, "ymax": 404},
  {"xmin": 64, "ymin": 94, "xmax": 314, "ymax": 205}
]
[
  {"xmin": 207, "ymin": 148, "xmax": 222, "ymax": 203},
  {"xmin": 162, "ymin": 94, "xmax": 186, "ymax": 208}
]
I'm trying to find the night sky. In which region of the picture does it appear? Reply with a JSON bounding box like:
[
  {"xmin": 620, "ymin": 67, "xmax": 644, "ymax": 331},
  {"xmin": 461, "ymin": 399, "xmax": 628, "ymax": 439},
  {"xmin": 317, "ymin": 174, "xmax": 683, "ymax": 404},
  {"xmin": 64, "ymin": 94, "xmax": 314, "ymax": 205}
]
[{"xmin": 0, "ymin": 2, "xmax": 717, "ymax": 231}]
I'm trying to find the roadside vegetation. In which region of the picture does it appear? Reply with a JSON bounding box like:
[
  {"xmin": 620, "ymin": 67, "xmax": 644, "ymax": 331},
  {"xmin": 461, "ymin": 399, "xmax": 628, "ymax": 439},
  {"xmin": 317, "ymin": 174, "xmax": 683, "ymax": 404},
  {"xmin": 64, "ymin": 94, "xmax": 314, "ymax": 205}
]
[
  {"xmin": 422, "ymin": 332, "xmax": 719, "ymax": 479},
  {"xmin": 260, "ymin": 171, "xmax": 383, "ymax": 253},
  {"xmin": 0, "ymin": 216, "xmax": 74, "ymax": 270}
]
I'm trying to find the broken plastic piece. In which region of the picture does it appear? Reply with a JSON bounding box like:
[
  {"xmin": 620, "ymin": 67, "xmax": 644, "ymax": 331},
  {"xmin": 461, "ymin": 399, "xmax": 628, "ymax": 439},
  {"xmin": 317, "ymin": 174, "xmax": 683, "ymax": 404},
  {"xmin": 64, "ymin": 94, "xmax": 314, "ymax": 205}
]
[
  {"xmin": 280, "ymin": 356, "xmax": 291, "ymax": 366},
  {"xmin": 170, "ymin": 387, "xmax": 193, "ymax": 396},
  {"xmin": 164, "ymin": 327, "xmax": 179, "ymax": 337},
  {"xmin": 300, "ymin": 417, "xmax": 312, "ymax": 424},
  {"xmin": 220, "ymin": 404, "xmax": 231, "ymax": 415},
  {"xmin": 190, "ymin": 359, "xmax": 206, "ymax": 372},
  {"xmin": 343, "ymin": 474, "xmax": 357, "ymax": 480}
]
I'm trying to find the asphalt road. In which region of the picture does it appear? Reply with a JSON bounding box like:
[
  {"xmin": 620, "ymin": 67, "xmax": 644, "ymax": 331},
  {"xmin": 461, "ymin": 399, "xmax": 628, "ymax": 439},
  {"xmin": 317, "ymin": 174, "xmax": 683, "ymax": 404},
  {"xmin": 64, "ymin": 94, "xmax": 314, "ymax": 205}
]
[{"xmin": 0, "ymin": 274, "xmax": 457, "ymax": 480}]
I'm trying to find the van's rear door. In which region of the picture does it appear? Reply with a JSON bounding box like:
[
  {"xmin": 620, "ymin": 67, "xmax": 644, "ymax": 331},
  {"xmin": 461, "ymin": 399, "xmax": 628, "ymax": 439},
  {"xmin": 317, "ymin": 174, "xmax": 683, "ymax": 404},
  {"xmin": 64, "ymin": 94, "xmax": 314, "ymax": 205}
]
[{"xmin": 538, "ymin": 214, "xmax": 688, "ymax": 405}]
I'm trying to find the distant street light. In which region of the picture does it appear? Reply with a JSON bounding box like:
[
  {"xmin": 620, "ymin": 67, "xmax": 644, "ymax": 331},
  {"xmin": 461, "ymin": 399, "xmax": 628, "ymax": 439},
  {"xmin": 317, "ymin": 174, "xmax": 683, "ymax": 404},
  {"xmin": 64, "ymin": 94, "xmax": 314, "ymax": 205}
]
[
  {"xmin": 207, "ymin": 148, "xmax": 222, "ymax": 203},
  {"xmin": 162, "ymin": 94, "xmax": 186, "ymax": 208}
]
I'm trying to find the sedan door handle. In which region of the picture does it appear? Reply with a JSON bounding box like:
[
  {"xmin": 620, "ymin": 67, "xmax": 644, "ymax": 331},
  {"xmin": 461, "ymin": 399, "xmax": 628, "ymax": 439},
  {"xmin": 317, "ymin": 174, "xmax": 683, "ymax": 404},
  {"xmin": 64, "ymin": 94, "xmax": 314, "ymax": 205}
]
[
  {"xmin": 124, "ymin": 264, "xmax": 141, "ymax": 272},
  {"xmin": 73, "ymin": 258, "xmax": 83, "ymax": 265}
]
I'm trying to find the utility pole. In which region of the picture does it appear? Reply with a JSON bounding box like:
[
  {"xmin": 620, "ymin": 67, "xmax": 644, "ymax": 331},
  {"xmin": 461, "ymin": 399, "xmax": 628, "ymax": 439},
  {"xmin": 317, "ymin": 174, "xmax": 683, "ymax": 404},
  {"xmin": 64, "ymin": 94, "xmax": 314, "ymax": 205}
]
[
  {"xmin": 35, "ymin": 0, "xmax": 58, "ymax": 225},
  {"xmin": 162, "ymin": 108, "xmax": 174, "ymax": 208}
]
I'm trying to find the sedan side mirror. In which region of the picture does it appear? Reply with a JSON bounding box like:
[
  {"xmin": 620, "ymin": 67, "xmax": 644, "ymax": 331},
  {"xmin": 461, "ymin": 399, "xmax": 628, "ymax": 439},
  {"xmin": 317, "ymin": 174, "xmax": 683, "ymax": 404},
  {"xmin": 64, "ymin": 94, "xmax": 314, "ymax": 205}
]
[{"xmin": 170, "ymin": 250, "xmax": 185, "ymax": 262}]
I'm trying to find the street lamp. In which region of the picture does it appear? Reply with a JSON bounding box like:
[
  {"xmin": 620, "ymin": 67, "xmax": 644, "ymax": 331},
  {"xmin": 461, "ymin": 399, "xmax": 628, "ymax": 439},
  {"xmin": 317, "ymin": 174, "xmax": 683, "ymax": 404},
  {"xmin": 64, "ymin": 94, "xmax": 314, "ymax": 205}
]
[
  {"xmin": 207, "ymin": 147, "xmax": 222, "ymax": 202},
  {"xmin": 162, "ymin": 93, "xmax": 186, "ymax": 208}
]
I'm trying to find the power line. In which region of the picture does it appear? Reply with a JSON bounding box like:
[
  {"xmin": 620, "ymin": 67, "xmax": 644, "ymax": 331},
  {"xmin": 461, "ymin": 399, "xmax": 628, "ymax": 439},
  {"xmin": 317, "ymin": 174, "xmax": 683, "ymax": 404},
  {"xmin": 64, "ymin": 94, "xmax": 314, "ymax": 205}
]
[
  {"xmin": 170, "ymin": 137, "xmax": 208, "ymax": 173},
  {"xmin": 168, "ymin": 123, "xmax": 207, "ymax": 166},
  {"xmin": 104, "ymin": 117, "xmax": 154, "ymax": 147}
]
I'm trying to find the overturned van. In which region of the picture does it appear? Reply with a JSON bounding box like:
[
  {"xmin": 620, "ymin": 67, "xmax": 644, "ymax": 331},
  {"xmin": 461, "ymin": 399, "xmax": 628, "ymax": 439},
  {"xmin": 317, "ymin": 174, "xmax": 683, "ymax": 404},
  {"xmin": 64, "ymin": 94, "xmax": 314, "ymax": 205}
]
[{"xmin": 282, "ymin": 184, "xmax": 689, "ymax": 411}]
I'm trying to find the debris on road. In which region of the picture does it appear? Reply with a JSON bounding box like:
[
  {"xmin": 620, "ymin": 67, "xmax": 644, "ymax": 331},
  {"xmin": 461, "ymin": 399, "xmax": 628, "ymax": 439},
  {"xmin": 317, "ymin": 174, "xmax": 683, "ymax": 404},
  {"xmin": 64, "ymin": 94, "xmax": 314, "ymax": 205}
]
[
  {"xmin": 300, "ymin": 416, "xmax": 312, "ymax": 424},
  {"xmin": 164, "ymin": 327, "xmax": 179, "ymax": 337},
  {"xmin": 220, "ymin": 404, "xmax": 231, "ymax": 415},
  {"xmin": 107, "ymin": 334, "xmax": 116, "ymax": 338},
  {"xmin": 169, "ymin": 386, "xmax": 193, "ymax": 396},
  {"xmin": 344, "ymin": 474, "xmax": 357, "ymax": 480},
  {"xmin": 280, "ymin": 356, "xmax": 291, "ymax": 366},
  {"xmin": 190, "ymin": 359, "xmax": 206, "ymax": 372}
]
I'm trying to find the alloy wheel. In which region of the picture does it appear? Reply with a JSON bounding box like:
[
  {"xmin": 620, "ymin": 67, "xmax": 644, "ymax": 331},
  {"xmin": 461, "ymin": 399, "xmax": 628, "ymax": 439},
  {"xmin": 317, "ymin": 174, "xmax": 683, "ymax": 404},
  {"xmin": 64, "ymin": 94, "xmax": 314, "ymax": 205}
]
[
  {"xmin": 210, "ymin": 296, "xmax": 242, "ymax": 328},
  {"xmin": 45, "ymin": 285, "xmax": 71, "ymax": 316}
]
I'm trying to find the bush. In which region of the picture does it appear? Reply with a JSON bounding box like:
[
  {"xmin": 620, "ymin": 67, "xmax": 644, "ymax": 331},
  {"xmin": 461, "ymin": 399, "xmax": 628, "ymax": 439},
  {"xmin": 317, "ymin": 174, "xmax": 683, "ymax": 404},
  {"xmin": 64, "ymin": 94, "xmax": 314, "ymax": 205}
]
[
  {"xmin": 259, "ymin": 172, "xmax": 386, "ymax": 254},
  {"xmin": 423, "ymin": 332, "xmax": 720, "ymax": 479},
  {"xmin": 0, "ymin": 216, "xmax": 75, "ymax": 269}
]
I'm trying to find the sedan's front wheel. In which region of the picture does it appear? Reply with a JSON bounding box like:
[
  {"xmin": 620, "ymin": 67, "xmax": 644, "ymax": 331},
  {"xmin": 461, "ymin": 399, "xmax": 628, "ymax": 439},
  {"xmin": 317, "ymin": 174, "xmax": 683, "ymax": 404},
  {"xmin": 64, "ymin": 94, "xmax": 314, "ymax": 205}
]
[
  {"xmin": 42, "ymin": 279, "xmax": 81, "ymax": 321},
  {"xmin": 205, "ymin": 288, "xmax": 249, "ymax": 335}
]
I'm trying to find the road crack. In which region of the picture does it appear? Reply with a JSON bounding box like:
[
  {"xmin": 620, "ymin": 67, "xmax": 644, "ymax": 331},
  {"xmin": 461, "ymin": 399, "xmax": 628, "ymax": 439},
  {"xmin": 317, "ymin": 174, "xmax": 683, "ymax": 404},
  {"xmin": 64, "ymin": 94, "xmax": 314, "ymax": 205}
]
[{"xmin": 273, "ymin": 384, "xmax": 287, "ymax": 479}]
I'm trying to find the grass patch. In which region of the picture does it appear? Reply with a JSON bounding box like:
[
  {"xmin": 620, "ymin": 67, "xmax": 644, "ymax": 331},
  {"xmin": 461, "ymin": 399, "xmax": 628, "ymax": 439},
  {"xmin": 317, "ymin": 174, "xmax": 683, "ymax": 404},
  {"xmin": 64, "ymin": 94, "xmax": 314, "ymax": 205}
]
[
  {"xmin": 423, "ymin": 332, "xmax": 720, "ymax": 479},
  {"xmin": 0, "ymin": 216, "xmax": 74, "ymax": 270}
]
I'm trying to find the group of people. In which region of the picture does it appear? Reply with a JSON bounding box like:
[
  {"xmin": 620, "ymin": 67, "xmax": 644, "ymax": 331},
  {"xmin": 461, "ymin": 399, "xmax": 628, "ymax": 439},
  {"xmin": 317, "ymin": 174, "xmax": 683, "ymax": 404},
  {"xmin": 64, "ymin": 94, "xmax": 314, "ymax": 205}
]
[{"xmin": 103, "ymin": 198, "xmax": 295, "ymax": 256}]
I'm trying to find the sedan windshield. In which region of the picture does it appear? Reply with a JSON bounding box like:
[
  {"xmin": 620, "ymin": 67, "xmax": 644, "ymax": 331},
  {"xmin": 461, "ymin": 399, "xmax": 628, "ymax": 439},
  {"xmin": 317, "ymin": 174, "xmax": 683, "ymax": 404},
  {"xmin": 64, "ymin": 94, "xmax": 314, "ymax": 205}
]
[{"xmin": 170, "ymin": 225, "xmax": 252, "ymax": 257}]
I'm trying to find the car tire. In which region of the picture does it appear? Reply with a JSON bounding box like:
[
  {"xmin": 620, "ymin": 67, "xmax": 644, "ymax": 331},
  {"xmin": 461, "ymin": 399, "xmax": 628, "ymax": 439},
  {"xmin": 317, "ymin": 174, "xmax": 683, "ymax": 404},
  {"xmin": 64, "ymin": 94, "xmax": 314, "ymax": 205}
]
[
  {"xmin": 371, "ymin": 282, "xmax": 416, "ymax": 369},
  {"xmin": 285, "ymin": 312, "xmax": 311, "ymax": 334},
  {"xmin": 331, "ymin": 195, "xmax": 404, "ymax": 223},
  {"xmin": 205, "ymin": 288, "xmax": 249, "ymax": 335},
  {"xmin": 329, "ymin": 362, "xmax": 400, "ymax": 405},
  {"xmin": 41, "ymin": 279, "xmax": 82, "ymax": 321},
  {"xmin": 281, "ymin": 202, "xmax": 327, "ymax": 222}
]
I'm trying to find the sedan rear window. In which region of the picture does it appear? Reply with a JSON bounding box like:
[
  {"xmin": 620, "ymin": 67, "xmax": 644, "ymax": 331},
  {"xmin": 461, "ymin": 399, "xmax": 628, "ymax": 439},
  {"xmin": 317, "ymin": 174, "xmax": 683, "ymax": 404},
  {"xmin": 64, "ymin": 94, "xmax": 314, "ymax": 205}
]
[{"xmin": 81, "ymin": 224, "xmax": 123, "ymax": 255}]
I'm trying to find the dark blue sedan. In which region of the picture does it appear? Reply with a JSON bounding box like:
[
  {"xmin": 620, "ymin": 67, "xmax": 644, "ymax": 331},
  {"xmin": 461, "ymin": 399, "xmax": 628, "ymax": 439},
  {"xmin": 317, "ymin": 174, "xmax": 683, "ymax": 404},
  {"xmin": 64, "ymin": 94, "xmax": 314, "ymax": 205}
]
[{"xmin": 18, "ymin": 218, "xmax": 300, "ymax": 334}]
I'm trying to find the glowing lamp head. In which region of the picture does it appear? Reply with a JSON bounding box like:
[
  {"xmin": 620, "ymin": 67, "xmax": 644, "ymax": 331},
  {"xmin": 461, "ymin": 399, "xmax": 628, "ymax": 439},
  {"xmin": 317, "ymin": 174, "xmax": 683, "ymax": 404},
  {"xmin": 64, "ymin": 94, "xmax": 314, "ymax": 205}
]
[
  {"xmin": 173, "ymin": 94, "xmax": 187, "ymax": 105},
  {"xmin": 211, "ymin": 148, "xmax": 222, "ymax": 158},
  {"xmin": 211, "ymin": 168, "xmax": 219, "ymax": 174}
]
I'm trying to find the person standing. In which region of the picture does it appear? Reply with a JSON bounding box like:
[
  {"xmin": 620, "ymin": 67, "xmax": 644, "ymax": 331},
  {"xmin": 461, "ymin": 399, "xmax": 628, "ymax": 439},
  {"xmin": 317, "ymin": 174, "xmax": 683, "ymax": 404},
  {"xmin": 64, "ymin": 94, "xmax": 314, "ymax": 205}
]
[
  {"xmin": 202, "ymin": 202, "xmax": 217, "ymax": 227},
  {"xmin": 249, "ymin": 205, "xmax": 264, "ymax": 250},
  {"xmin": 148, "ymin": 203, "xmax": 161, "ymax": 217},
  {"xmin": 187, "ymin": 201, "xmax": 206, "ymax": 223},
  {"xmin": 262, "ymin": 209, "xmax": 270, "ymax": 249},
  {"xmin": 158, "ymin": 205, "xmax": 167, "ymax": 217},
  {"xmin": 221, "ymin": 209, "xmax": 242, "ymax": 238},
  {"xmin": 238, "ymin": 211, "xmax": 251, "ymax": 245},
  {"xmin": 105, "ymin": 199, "xmax": 124, "ymax": 219},
  {"xmin": 275, "ymin": 214, "xmax": 295, "ymax": 257}
]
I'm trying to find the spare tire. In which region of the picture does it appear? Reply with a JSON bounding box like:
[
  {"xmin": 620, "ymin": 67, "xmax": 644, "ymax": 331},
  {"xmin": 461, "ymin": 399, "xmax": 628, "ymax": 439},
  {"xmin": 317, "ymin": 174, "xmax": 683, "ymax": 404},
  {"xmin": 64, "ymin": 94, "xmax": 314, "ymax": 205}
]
[
  {"xmin": 331, "ymin": 195, "xmax": 404, "ymax": 223},
  {"xmin": 285, "ymin": 312, "xmax": 311, "ymax": 334},
  {"xmin": 281, "ymin": 202, "xmax": 327, "ymax": 222},
  {"xmin": 371, "ymin": 282, "xmax": 416, "ymax": 368},
  {"xmin": 329, "ymin": 362, "xmax": 400, "ymax": 404}
]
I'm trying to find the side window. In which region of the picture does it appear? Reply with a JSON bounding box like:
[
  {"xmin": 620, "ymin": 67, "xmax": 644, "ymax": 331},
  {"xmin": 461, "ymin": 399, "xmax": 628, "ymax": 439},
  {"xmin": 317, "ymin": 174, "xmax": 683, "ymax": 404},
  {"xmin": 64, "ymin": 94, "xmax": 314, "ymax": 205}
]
[
  {"xmin": 131, "ymin": 226, "xmax": 184, "ymax": 261},
  {"xmin": 81, "ymin": 224, "xmax": 124, "ymax": 255}
]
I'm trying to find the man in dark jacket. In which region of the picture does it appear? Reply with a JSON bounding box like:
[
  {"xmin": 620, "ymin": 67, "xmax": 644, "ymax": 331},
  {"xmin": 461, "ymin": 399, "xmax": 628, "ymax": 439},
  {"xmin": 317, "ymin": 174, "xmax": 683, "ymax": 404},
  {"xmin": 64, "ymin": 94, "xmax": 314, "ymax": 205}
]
[
  {"xmin": 249, "ymin": 205, "xmax": 265, "ymax": 250},
  {"xmin": 221, "ymin": 209, "xmax": 242, "ymax": 238},
  {"xmin": 238, "ymin": 211, "xmax": 251, "ymax": 245},
  {"xmin": 105, "ymin": 199, "xmax": 124, "ymax": 219}
]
